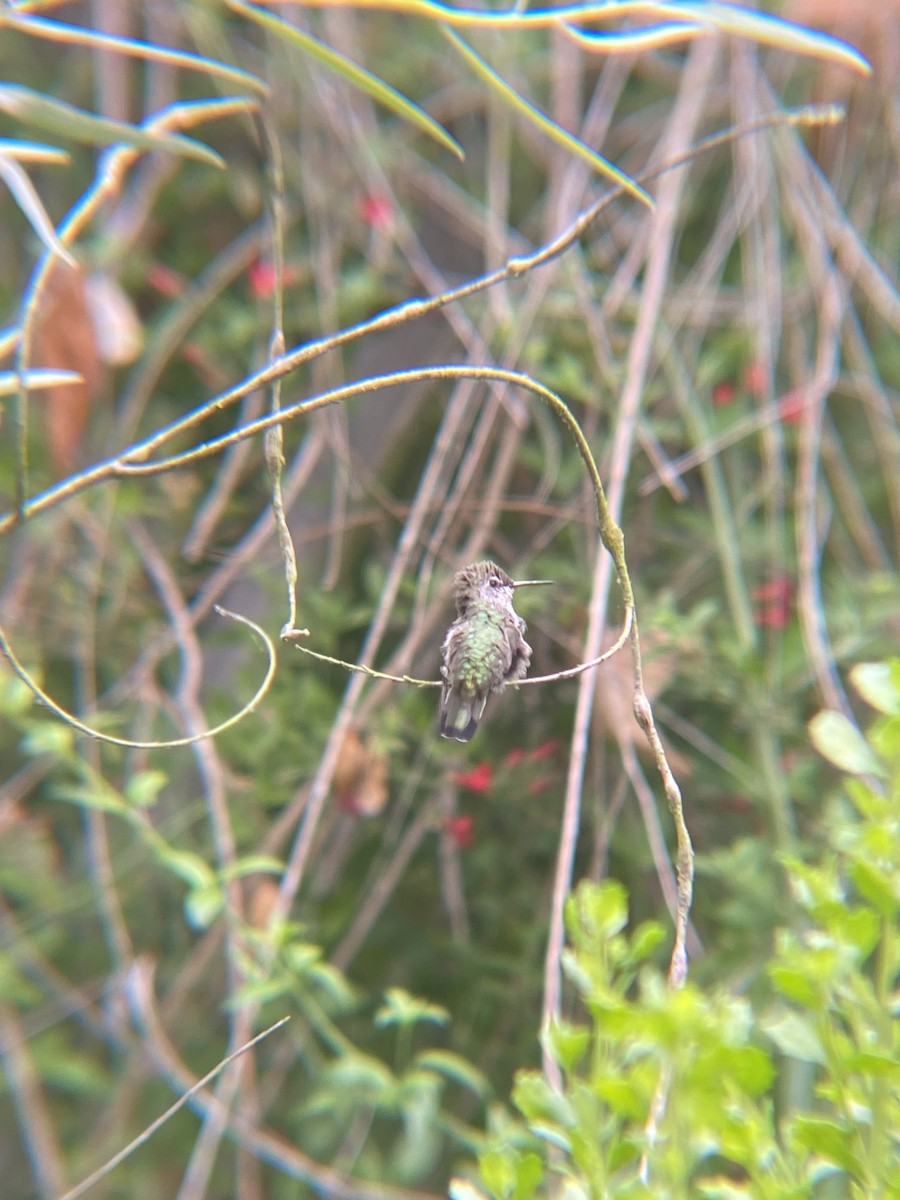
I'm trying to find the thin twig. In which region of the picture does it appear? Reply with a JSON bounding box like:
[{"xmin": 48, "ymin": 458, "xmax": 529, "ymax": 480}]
[
  {"xmin": 0, "ymin": 1002, "xmax": 67, "ymax": 1199},
  {"xmin": 0, "ymin": 606, "xmax": 275, "ymax": 749},
  {"xmin": 286, "ymin": 610, "xmax": 631, "ymax": 687},
  {"xmin": 541, "ymin": 39, "xmax": 712, "ymax": 1093},
  {"xmin": 58, "ymin": 989, "xmax": 289, "ymax": 1200},
  {"xmin": 126, "ymin": 518, "xmax": 251, "ymax": 1200},
  {"xmin": 0, "ymin": 104, "xmax": 843, "ymax": 537},
  {"xmin": 123, "ymin": 961, "xmax": 440, "ymax": 1200}
]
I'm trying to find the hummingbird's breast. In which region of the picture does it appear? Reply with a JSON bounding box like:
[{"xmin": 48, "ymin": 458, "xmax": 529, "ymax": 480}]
[{"xmin": 450, "ymin": 607, "xmax": 522, "ymax": 694}]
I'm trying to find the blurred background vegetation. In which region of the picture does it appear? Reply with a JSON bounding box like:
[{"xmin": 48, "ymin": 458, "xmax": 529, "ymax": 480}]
[{"xmin": 0, "ymin": 1, "xmax": 898, "ymax": 1197}]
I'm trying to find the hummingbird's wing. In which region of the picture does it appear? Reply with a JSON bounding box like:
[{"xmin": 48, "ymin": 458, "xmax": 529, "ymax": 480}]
[
  {"xmin": 439, "ymin": 619, "xmax": 492, "ymax": 741},
  {"xmin": 503, "ymin": 615, "xmax": 532, "ymax": 684}
]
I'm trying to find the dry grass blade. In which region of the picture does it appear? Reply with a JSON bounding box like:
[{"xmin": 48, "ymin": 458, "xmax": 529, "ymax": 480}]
[
  {"xmin": 0, "ymin": 138, "xmax": 69, "ymax": 163},
  {"xmin": 0, "ymin": 154, "xmax": 75, "ymax": 267},
  {"xmin": 1, "ymin": 9, "xmax": 268, "ymax": 94},
  {"xmin": 0, "ymin": 85, "xmax": 226, "ymax": 167},
  {"xmin": 229, "ymin": 0, "xmax": 464, "ymax": 160},
  {"xmin": 0, "ymin": 369, "xmax": 84, "ymax": 395},
  {"xmin": 445, "ymin": 28, "xmax": 652, "ymax": 206}
]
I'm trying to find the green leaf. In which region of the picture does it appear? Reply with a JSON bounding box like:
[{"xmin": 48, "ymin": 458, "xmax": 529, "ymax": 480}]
[
  {"xmin": 630, "ymin": 920, "xmax": 666, "ymax": 961},
  {"xmin": 829, "ymin": 901, "xmax": 881, "ymax": 956},
  {"xmin": 184, "ymin": 883, "xmax": 223, "ymax": 929},
  {"xmin": 231, "ymin": 975, "xmax": 290, "ymax": 1009},
  {"xmin": 808, "ymin": 711, "xmax": 886, "ymax": 777},
  {"xmin": 53, "ymin": 780, "xmax": 126, "ymax": 816},
  {"xmin": 307, "ymin": 961, "xmax": 357, "ymax": 1011},
  {"xmin": 513, "ymin": 1070, "xmax": 576, "ymax": 1128},
  {"xmin": 511, "ymin": 1152, "xmax": 544, "ymax": 1200},
  {"xmin": 850, "ymin": 661, "xmax": 900, "ymax": 716},
  {"xmin": 592, "ymin": 1075, "xmax": 647, "ymax": 1120},
  {"xmin": 0, "ymin": 85, "xmax": 224, "ymax": 166},
  {"xmin": 156, "ymin": 846, "xmax": 215, "ymax": 890},
  {"xmin": 325, "ymin": 1051, "xmax": 394, "ymax": 1099},
  {"xmin": 845, "ymin": 1050, "xmax": 900, "ymax": 1078},
  {"xmin": 789, "ymin": 1115, "xmax": 862, "ymax": 1175},
  {"xmin": 768, "ymin": 964, "xmax": 820, "ymax": 1008},
  {"xmin": 762, "ymin": 1011, "xmax": 826, "ymax": 1065},
  {"xmin": 0, "ymin": 670, "xmax": 36, "ymax": 716},
  {"xmin": 545, "ymin": 1020, "xmax": 590, "ymax": 1074},
  {"xmin": 228, "ymin": 0, "xmax": 463, "ymax": 161},
  {"xmin": 848, "ymin": 859, "xmax": 898, "ymax": 919},
  {"xmin": 415, "ymin": 1049, "xmax": 490, "ymax": 1097},
  {"xmin": 720, "ymin": 1045, "xmax": 776, "ymax": 1094},
  {"xmin": 480, "ymin": 1148, "xmax": 515, "ymax": 1199},
  {"xmin": 20, "ymin": 721, "xmax": 74, "ymax": 760},
  {"xmin": 566, "ymin": 879, "xmax": 628, "ymax": 942},
  {"xmin": 531, "ymin": 1123, "xmax": 571, "ymax": 1153},
  {"xmin": 220, "ymin": 854, "xmax": 283, "ymax": 881},
  {"xmin": 375, "ymin": 987, "xmax": 449, "ymax": 1029},
  {"xmin": 125, "ymin": 770, "xmax": 168, "ymax": 808},
  {"xmin": 283, "ymin": 942, "xmax": 323, "ymax": 975}
]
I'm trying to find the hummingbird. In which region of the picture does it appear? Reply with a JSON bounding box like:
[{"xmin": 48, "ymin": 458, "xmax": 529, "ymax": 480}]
[{"xmin": 439, "ymin": 561, "xmax": 551, "ymax": 742}]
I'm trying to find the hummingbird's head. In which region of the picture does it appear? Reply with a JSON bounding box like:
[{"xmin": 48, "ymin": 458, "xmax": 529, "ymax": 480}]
[{"xmin": 452, "ymin": 561, "xmax": 514, "ymax": 611}]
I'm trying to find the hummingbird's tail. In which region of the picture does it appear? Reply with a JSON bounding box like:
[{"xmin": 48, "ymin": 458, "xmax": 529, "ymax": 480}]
[{"xmin": 439, "ymin": 686, "xmax": 486, "ymax": 742}]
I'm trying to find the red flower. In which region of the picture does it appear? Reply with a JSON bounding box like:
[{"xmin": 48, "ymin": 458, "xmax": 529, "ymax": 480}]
[
  {"xmin": 529, "ymin": 739, "xmax": 560, "ymax": 762},
  {"xmin": 444, "ymin": 815, "xmax": 474, "ymax": 849},
  {"xmin": 453, "ymin": 763, "xmax": 494, "ymax": 794},
  {"xmin": 360, "ymin": 192, "xmax": 394, "ymax": 230},
  {"xmin": 712, "ymin": 380, "xmax": 737, "ymax": 406},
  {"xmin": 503, "ymin": 748, "xmax": 525, "ymax": 768},
  {"xmin": 146, "ymin": 262, "xmax": 186, "ymax": 298},
  {"xmin": 527, "ymin": 776, "xmax": 552, "ymax": 797},
  {"xmin": 778, "ymin": 390, "xmax": 806, "ymax": 425},
  {"xmin": 248, "ymin": 258, "xmax": 278, "ymax": 299},
  {"xmin": 752, "ymin": 577, "xmax": 794, "ymax": 629}
]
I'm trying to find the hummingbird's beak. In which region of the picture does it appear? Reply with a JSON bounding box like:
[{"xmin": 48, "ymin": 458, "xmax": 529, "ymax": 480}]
[{"xmin": 511, "ymin": 579, "xmax": 554, "ymax": 588}]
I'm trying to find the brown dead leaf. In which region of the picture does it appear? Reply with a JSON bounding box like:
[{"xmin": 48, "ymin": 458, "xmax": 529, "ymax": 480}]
[
  {"xmin": 353, "ymin": 753, "xmax": 389, "ymax": 817},
  {"xmin": 31, "ymin": 261, "xmax": 106, "ymax": 473},
  {"xmin": 333, "ymin": 726, "xmax": 389, "ymax": 817},
  {"xmin": 593, "ymin": 628, "xmax": 692, "ymax": 778},
  {"xmin": 84, "ymin": 273, "xmax": 143, "ymax": 366},
  {"xmin": 247, "ymin": 876, "xmax": 280, "ymax": 930}
]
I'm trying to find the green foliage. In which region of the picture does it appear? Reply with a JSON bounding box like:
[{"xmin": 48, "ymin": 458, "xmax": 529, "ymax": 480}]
[
  {"xmin": 474, "ymin": 663, "xmax": 900, "ymax": 1199},
  {"xmin": 0, "ymin": 2, "xmax": 895, "ymax": 1197}
]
